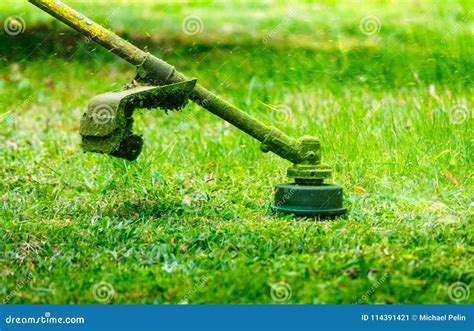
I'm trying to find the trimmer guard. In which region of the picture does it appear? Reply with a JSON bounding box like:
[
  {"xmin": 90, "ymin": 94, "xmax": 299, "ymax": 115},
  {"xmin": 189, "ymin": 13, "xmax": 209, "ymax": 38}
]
[{"xmin": 79, "ymin": 79, "xmax": 197, "ymax": 160}]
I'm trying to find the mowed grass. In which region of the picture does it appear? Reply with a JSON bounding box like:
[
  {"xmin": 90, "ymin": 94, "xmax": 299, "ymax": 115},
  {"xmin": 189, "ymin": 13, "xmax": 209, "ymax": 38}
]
[{"xmin": 0, "ymin": 0, "xmax": 473, "ymax": 303}]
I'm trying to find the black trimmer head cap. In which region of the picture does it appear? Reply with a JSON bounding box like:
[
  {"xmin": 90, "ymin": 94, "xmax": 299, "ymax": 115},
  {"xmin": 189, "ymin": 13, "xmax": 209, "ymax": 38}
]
[{"xmin": 270, "ymin": 183, "xmax": 347, "ymax": 218}]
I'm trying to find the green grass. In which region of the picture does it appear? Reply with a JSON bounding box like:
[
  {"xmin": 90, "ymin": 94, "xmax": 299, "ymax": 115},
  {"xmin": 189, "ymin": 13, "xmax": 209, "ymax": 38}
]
[{"xmin": 1, "ymin": 0, "xmax": 473, "ymax": 304}]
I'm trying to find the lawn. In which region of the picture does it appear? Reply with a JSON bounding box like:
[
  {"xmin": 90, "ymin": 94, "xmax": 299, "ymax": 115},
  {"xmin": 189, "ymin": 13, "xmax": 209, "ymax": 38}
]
[{"xmin": 0, "ymin": 0, "xmax": 472, "ymax": 304}]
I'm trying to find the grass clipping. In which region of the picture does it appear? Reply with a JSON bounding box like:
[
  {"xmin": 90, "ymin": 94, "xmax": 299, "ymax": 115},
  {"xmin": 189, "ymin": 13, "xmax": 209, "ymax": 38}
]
[{"xmin": 79, "ymin": 80, "xmax": 196, "ymax": 160}]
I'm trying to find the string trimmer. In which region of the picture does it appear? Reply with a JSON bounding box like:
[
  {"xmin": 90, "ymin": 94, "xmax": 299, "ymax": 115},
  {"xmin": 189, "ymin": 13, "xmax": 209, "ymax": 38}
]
[{"xmin": 29, "ymin": 0, "xmax": 347, "ymax": 217}]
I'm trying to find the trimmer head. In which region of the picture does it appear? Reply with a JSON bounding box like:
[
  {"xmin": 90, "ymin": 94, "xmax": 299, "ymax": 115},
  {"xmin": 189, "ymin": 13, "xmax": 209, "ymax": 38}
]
[
  {"xmin": 267, "ymin": 136, "xmax": 347, "ymax": 218},
  {"xmin": 271, "ymin": 183, "xmax": 346, "ymax": 218}
]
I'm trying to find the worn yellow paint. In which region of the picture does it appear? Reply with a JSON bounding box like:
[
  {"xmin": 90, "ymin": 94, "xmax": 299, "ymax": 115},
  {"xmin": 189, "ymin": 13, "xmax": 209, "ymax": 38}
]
[
  {"xmin": 30, "ymin": 0, "xmax": 147, "ymax": 64},
  {"xmin": 32, "ymin": 0, "xmax": 108, "ymax": 42}
]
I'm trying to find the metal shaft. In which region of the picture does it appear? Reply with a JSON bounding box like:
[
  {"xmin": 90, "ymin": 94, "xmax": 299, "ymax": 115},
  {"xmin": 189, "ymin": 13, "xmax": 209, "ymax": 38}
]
[{"xmin": 28, "ymin": 0, "xmax": 306, "ymax": 164}]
